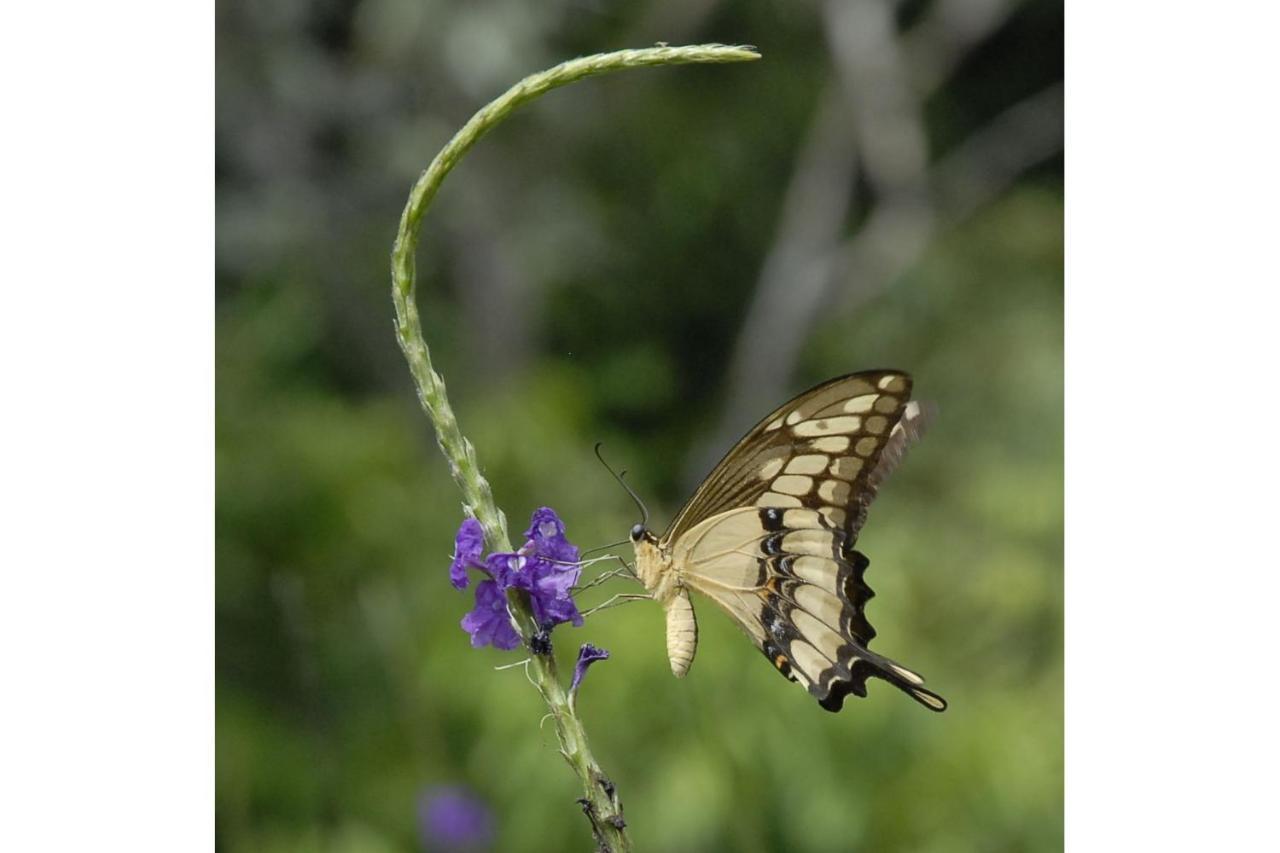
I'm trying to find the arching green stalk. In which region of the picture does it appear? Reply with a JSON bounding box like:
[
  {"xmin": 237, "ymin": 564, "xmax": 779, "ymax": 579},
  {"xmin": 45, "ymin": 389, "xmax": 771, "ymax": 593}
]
[{"xmin": 390, "ymin": 43, "xmax": 759, "ymax": 851}]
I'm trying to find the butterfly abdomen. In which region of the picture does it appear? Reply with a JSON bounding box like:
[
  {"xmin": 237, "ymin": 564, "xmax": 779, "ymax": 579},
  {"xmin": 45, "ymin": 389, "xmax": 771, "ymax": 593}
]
[
  {"xmin": 664, "ymin": 588, "xmax": 697, "ymax": 678},
  {"xmin": 632, "ymin": 535, "xmax": 699, "ymax": 677}
]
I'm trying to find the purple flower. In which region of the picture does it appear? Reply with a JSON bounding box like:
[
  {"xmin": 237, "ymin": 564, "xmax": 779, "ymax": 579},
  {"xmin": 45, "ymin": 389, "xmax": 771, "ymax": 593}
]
[
  {"xmin": 449, "ymin": 508, "xmax": 583, "ymax": 650},
  {"xmin": 570, "ymin": 643, "xmax": 610, "ymax": 695},
  {"xmin": 524, "ymin": 506, "xmax": 580, "ymax": 566},
  {"xmin": 459, "ymin": 579, "xmax": 522, "ymax": 651},
  {"xmin": 450, "ymin": 518, "xmax": 486, "ymax": 590},
  {"xmin": 505, "ymin": 552, "xmax": 583, "ymax": 629},
  {"xmin": 419, "ymin": 785, "xmax": 493, "ymax": 851}
]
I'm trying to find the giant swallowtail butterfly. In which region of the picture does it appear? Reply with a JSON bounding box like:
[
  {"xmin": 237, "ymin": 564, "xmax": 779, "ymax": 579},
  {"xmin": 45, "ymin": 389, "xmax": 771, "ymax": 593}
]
[{"xmin": 630, "ymin": 370, "xmax": 947, "ymax": 712}]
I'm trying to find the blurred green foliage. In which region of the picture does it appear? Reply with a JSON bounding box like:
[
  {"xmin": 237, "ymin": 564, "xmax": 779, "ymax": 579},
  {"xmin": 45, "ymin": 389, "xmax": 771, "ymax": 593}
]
[{"xmin": 218, "ymin": 1, "xmax": 1061, "ymax": 850}]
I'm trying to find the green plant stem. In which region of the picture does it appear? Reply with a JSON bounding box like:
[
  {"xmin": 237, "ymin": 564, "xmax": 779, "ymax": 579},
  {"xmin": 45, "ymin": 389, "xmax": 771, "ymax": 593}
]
[{"xmin": 390, "ymin": 44, "xmax": 759, "ymax": 852}]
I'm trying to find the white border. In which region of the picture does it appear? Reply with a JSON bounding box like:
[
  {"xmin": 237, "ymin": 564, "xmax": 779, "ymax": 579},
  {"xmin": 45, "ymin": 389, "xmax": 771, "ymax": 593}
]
[
  {"xmin": 1066, "ymin": 2, "xmax": 1280, "ymax": 848},
  {"xmin": 0, "ymin": 3, "xmax": 213, "ymax": 847},
  {"xmin": 3, "ymin": 1, "xmax": 1279, "ymax": 848}
]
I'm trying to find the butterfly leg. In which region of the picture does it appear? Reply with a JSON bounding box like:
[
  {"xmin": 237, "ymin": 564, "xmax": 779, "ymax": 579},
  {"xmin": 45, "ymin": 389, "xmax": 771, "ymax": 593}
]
[
  {"xmin": 572, "ymin": 554, "xmax": 641, "ymax": 593},
  {"xmin": 572, "ymin": 563, "xmax": 634, "ymax": 593},
  {"xmin": 580, "ymin": 592, "xmax": 651, "ymax": 619}
]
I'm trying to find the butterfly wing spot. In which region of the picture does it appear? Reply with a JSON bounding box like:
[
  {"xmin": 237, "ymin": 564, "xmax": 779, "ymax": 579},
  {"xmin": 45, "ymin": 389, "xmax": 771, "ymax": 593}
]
[
  {"xmin": 817, "ymin": 479, "xmax": 850, "ymax": 504},
  {"xmin": 794, "ymin": 585, "xmax": 845, "ymax": 630},
  {"xmin": 768, "ymin": 638, "xmax": 809, "ymax": 688},
  {"xmin": 778, "ymin": 508, "xmax": 822, "ymax": 529},
  {"xmin": 759, "ymin": 506, "xmax": 786, "ymax": 531},
  {"xmin": 864, "ymin": 415, "xmax": 888, "ymax": 435},
  {"xmin": 888, "ymin": 662, "xmax": 925, "ymax": 685},
  {"xmin": 781, "ymin": 529, "xmax": 843, "ymax": 557},
  {"xmin": 854, "ymin": 436, "xmax": 879, "ymax": 457},
  {"xmin": 788, "ymin": 639, "xmax": 831, "ymax": 685},
  {"xmin": 792, "ymin": 379, "xmax": 877, "ymax": 421},
  {"xmin": 771, "ymin": 474, "xmax": 814, "ymax": 496},
  {"xmin": 794, "ymin": 416, "xmax": 862, "ymax": 437},
  {"xmin": 789, "ymin": 554, "xmax": 841, "ymax": 586},
  {"xmin": 819, "ymin": 507, "xmax": 847, "ymax": 527},
  {"xmin": 912, "ymin": 688, "xmax": 948, "ymax": 711},
  {"xmin": 842, "ymin": 396, "xmax": 877, "ymax": 414},
  {"xmin": 790, "ymin": 610, "xmax": 847, "ymax": 665},
  {"xmin": 784, "ymin": 454, "xmax": 831, "ymax": 475},
  {"xmin": 758, "ymin": 456, "xmax": 786, "ymax": 479},
  {"xmin": 877, "ymin": 375, "xmax": 907, "ymax": 392},
  {"xmin": 760, "ymin": 605, "xmax": 789, "ymax": 643},
  {"xmin": 829, "ymin": 456, "xmax": 864, "ymax": 480},
  {"xmin": 810, "ymin": 436, "xmax": 850, "ymax": 453},
  {"xmin": 873, "ymin": 395, "xmax": 899, "ymax": 414}
]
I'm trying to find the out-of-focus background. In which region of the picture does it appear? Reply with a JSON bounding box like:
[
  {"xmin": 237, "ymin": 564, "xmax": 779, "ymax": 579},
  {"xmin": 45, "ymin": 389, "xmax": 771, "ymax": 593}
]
[{"xmin": 217, "ymin": 1, "xmax": 1062, "ymax": 850}]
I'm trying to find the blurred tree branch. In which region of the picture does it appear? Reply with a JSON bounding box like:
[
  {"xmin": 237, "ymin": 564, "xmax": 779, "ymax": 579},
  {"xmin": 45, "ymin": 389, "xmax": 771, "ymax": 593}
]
[
  {"xmin": 451, "ymin": 190, "xmax": 535, "ymax": 379},
  {"xmin": 904, "ymin": 0, "xmax": 1020, "ymax": 92},
  {"xmin": 836, "ymin": 81, "xmax": 1064, "ymax": 320},
  {"xmin": 633, "ymin": 0, "xmax": 723, "ymax": 44},
  {"xmin": 690, "ymin": 0, "xmax": 1055, "ymax": 484}
]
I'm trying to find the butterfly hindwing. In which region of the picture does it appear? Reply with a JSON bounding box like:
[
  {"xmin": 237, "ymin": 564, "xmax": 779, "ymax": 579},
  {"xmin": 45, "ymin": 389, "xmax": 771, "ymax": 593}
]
[
  {"xmin": 675, "ymin": 507, "xmax": 946, "ymax": 712},
  {"xmin": 662, "ymin": 370, "xmax": 946, "ymax": 712}
]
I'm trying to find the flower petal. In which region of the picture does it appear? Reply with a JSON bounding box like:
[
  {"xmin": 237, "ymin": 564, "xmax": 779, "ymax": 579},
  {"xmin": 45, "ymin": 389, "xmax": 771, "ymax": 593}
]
[
  {"xmin": 507, "ymin": 555, "xmax": 583, "ymax": 629},
  {"xmin": 460, "ymin": 579, "xmax": 521, "ymax": 650},
  {"xmin": 570, "ymin": 643, "xmax": 610, "ymax": 694},
  {"xmin": 485, "ymin": 552, "xmax": 524, "ymax": 588},
  {"xmin": 524, "ymin": 506, "xmax": 580, "ymax": 566},
  {"xmin": 449, "ymin": 518, "xmax": 487, "ymax": 590},
  {"xmin": 531, "ymin": 583, "xmax": 584, "ymax": 629}
]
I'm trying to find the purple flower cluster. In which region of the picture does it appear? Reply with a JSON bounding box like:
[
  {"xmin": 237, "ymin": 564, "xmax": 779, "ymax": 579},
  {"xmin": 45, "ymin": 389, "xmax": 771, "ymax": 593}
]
[
  {"xmin": 449, "ymin": 508, "xmax": 583, "ymax": 650},
  {"xmin": 419, "ymin": 785, "xmax": 492, "ymax": 850}
]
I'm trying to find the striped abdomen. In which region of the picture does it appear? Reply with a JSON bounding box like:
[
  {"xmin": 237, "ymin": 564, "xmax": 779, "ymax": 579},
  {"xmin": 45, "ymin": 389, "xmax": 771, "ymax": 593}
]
[{"xmin": 664, "ymin": 588, "xmax": 698, "ymax": 677}]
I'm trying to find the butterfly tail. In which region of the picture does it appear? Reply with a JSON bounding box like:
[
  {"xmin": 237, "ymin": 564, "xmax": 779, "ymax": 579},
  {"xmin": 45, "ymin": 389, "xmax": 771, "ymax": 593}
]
[{"xmin": 860, "ymin": 650, "xmax": 948, "ymax": 712}]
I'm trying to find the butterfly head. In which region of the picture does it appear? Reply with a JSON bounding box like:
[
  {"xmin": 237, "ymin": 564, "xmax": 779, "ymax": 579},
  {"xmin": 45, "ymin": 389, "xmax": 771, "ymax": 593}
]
[{"xmin": 629, "ymin": 522, "xmax": 660, "ymax": 550}]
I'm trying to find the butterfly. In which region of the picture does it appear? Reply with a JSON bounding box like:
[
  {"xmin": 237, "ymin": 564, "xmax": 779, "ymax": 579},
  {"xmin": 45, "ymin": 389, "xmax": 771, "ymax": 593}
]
[{"xmin": 629, "ymin": 370, "xmax": 947, "ymax": 712}]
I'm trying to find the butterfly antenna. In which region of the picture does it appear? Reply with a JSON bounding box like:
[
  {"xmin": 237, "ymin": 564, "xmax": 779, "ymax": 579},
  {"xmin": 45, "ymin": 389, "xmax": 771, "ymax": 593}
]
[{"xmin": 593, "ymin": 442, "xmax": 650, "ymax": 527}]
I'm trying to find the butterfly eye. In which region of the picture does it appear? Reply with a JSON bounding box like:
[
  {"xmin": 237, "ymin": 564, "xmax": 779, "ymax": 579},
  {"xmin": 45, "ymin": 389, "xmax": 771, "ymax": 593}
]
[{"xmin": 629, "ymin": 523, "xmax": 646, "ymax": 542}]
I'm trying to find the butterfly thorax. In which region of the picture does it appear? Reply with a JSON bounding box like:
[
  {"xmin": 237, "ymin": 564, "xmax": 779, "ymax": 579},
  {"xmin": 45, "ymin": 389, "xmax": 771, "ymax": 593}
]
[{"xmin": 631, "ymin": 532, "xmax": 680, "ymax": 604}]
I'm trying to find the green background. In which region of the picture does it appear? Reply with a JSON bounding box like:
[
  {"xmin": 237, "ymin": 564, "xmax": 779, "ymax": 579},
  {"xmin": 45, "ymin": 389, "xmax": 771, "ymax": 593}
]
[{"xmin": 217, "ymin": 2, "xmax": 1062, "ymax": 850}]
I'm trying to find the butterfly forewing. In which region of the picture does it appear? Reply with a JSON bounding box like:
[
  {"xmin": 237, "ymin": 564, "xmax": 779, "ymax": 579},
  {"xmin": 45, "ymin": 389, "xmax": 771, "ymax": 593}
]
[
  {"xmin": 662, "ymin": 370, "xmax": 946, "ymax": 712},
  {"xmin": 666, "ymin": 371, "xmax": 912, "ymax": 543}
]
